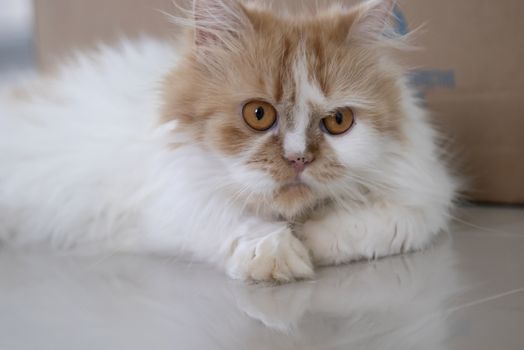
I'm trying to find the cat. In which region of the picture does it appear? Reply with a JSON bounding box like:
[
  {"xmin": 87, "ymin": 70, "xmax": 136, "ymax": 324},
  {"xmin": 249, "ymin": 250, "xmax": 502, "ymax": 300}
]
[{"xmin": 0, "ymin": 0, "xmax": 457, "ymax": 282}]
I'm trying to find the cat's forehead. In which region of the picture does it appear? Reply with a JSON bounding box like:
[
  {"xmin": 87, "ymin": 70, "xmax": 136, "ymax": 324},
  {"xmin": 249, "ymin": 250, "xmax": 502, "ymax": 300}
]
[{"xmin": 236, "ymin": 13, "xmax": 369, "ymax": 108}]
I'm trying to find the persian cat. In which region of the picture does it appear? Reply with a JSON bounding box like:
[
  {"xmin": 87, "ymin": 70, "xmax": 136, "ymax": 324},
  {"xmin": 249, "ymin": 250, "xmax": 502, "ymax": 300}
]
[{"xmin": 0, "ymin": 0, "xmax": 457, "ymax": 282}]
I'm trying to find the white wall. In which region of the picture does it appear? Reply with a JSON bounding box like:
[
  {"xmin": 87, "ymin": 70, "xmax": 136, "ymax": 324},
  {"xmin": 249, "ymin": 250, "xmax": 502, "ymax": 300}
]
[{"xmin": 0, "ymin": 0, "xmax": 32, "ymax": 40}]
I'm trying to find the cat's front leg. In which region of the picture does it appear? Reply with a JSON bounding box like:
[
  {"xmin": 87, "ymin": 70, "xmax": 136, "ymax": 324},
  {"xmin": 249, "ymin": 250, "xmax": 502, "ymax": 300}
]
[
  {"xmin": 225, "ymin": 220, "xmax": 314, "ymax": 282},
  {"xmin": 296, "ymin": 203, "xmax": 446, "ymax": 266}
]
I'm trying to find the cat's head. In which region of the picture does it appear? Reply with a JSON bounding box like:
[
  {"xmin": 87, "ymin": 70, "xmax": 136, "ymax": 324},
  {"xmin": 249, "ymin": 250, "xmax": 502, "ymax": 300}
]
[{"xmin": 163, "ymin": 0, "xmax": 410, "ymax": 219}]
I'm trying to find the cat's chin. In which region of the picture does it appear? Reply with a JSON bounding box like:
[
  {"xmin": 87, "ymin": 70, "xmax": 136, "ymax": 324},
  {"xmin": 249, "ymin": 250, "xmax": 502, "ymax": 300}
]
[{"xmin": 272, "ymin": 182, "xmax": 317, "ymax": 220}]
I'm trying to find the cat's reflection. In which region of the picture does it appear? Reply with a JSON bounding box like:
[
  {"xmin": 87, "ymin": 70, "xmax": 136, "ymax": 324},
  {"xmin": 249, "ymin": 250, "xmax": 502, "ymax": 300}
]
[{"xmin": 0, "ymin": 236, "xmax": 462, "ymax": 350}]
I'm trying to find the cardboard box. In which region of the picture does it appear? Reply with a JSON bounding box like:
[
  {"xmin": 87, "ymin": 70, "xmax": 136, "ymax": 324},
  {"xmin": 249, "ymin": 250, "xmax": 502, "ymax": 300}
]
[
  {"xmin": 33, "ymin": 0, "xmax": 181, "ymax": 69},
  {"xmin": 33, "ymin": 0, "xmax": 524, "ymax": 203}
]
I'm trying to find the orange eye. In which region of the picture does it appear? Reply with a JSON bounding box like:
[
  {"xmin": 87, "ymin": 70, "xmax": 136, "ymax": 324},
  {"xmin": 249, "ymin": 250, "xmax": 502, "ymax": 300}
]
[
  {"xmin": 321, "ymin": 107, "xmax": 355, "ymax": 135},
  {"xmin": 242, "ymin": 100, "xmax": 277, "ymax": 131}
]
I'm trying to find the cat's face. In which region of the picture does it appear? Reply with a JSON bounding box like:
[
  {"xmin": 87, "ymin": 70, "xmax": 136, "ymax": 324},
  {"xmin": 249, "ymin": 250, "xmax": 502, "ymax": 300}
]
[{"xmin": 164, "ymin": 0, "xmax": 405, "ymax": 219}]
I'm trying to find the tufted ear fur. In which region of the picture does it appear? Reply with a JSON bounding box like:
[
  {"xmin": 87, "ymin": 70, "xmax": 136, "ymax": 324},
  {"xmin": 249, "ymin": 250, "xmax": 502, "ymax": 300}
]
[
  {"xmin": 192, "ymin": 0, "xmax": 252, "ymax": 50},
  {"xmin": 348, "ymin": 0, "xmax": 398, "ymax": 43}
]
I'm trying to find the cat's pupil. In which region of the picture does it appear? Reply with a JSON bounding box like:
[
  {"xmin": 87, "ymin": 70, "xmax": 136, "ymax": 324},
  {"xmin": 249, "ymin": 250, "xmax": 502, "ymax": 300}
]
[
  {"xmin": 255, "ymin": 107, "xmax": 265, "ymax": 120},
  {"xmin": 335, "ymin": 111, "xmax": 344, "ymax": 125}
]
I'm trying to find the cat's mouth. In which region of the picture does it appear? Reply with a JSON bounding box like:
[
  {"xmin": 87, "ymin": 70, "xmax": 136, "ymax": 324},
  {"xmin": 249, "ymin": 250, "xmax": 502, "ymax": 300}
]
[
  {"xmin": 277, "ymin": 180, "xmax": 314, "ymax": 201},
  {"xmin": 271, "ymin": 180, "xmax": 317, "ymax": 219}
]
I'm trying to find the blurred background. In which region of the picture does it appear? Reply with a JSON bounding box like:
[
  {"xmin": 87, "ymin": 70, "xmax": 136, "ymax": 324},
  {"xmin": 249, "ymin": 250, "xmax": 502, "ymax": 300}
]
[{"xmin": 0, "ymin": 0, "xmax": 34, "ymax": 78}]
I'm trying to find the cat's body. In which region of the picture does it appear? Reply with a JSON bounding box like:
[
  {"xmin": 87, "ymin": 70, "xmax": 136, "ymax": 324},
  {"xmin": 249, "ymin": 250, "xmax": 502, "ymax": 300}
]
[{"xmin": 0, "ymin": 0, "xmax": 457, "ymax": 281}]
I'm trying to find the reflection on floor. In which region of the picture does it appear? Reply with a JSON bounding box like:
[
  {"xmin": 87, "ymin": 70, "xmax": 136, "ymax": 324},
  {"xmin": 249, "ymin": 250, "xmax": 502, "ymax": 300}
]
[{"xmin": 0, "ymin": 206, "xmax": 523, "ymax": 350}]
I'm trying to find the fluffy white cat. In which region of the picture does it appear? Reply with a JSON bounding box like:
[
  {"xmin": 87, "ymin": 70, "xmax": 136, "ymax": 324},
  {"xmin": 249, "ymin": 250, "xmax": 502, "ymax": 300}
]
[{"xmin": 0, "ymin": 0, "xmax": 457, "ymax": 282}]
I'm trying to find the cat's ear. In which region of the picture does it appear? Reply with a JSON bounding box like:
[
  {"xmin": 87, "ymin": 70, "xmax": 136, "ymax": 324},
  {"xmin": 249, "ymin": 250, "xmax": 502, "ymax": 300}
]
[
  {"xmin": 192, "ymin": 0, "xmax": 251, "ymax": 49},
  {"xmin": 347, "ymin": 0, "xmax": 398, "ymax": 42}
]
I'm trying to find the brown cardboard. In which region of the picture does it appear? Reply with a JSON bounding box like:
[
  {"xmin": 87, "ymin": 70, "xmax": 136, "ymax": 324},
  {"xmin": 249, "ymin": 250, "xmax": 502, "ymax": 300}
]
[
  {"xmin": 33, "ymin": 0, "xmax": 184, "ymax": 69},
  {"xmin": 32, "ymin": 0, "xmax": 524, "ymax": 203},
  {"xmin": 400, "ymin": 0, "xmax": 524, "ymax": 203}
]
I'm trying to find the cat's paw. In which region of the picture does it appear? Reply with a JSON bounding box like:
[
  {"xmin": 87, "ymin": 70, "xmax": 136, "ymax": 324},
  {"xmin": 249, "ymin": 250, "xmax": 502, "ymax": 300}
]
[
  {"xmin": 297, "ymin": 217, "xmax": 359, "ymax": 266},
  {"xmin": 227, "ymin": 228, "xmax": 314, "ymax": 283}
]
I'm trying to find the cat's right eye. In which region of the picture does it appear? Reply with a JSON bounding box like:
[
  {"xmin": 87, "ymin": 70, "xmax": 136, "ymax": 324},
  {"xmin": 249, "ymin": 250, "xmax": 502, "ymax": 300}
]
[{"xmin": 242, "ymin": 100, "xmax": 277, "ymax": 131}]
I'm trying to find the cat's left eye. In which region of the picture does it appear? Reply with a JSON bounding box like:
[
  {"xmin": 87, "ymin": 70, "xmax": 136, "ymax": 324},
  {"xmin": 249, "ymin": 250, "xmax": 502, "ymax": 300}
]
[
  {"xmin": 242, "ymin": 100, "xmax": 277, "ymax": 132},
  {"xmin": 321, "ymin": 107, "xmax": 355, "ymax": 135}
]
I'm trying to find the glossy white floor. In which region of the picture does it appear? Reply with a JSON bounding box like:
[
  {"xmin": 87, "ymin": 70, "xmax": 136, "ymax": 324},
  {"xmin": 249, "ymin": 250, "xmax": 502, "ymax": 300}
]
[{"xmin": 0, "ymin": 206, "xmax": 523, "ymax": 350}]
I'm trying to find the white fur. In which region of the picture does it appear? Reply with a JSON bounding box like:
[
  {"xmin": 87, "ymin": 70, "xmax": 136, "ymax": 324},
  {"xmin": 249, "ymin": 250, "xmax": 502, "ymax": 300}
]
[
  {"xmin": 283, "ymin": 49, "xmax": 327, "ymax": 158},
  {"xmin": 0, "ymin": 40, "xmax": 178, "ymax": 248},
  {"xmin": 0, "ymin": 34, "xmax": 456, "ymax": 282}
]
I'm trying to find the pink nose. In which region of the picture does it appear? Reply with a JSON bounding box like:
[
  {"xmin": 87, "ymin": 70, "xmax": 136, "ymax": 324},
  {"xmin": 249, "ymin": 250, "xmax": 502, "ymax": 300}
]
[{"xmin": 286, "ymin": 153, "xmax": 314, "ymax": 173}]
